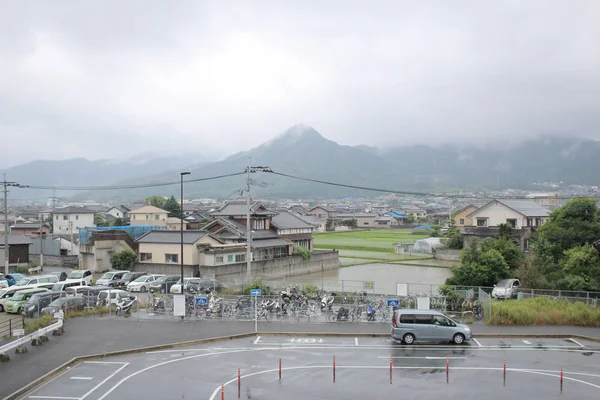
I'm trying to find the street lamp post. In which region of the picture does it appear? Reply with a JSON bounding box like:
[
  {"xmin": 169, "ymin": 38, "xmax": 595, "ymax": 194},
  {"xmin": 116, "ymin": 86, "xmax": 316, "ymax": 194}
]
[{"xmin": 180, "ymin": 172, "xmax": 191, "ymax": 320}]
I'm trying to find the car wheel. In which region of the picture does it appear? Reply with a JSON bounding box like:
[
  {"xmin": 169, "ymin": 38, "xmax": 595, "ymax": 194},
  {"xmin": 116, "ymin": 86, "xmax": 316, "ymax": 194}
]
[
  {"xmin": 402, "ymin": 333, "xmax": 416, "ymax": 345},
  {"xmin": 0, "ymin": 304, "xmax": 4, "ymax": 312},
  {"xmin": 453, "ymin": 333, "xmax": 465, "ymax": 345},
  {"xmin": 141, "ymin": 286, "xmax": 147, "ymax": 293}
]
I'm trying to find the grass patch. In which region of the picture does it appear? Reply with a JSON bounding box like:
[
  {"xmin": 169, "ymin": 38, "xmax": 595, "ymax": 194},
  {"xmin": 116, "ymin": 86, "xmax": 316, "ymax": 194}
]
[
  {"xmin": 314, "ymin": 230, "xmax": 429, "ymax": 253},
  {"xmin": 489, "ymin": 297, "xmax": 600, "ymax": 326}
]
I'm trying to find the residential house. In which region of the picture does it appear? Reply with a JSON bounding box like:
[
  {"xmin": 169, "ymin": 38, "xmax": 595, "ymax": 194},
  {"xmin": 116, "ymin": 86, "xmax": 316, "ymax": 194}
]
[
  {"xmin": 374, "ymin": 215, "xmax": 398, "ymax": 227},
  {"xmin": 402, "ymin": 205, "xmax": 427, "ymax": 218},
  {"xmin": 52, "ymin": 206, "xmax": 96, "ymax": 234},
  {"xmin": 307, "ymin": 206, "xmax": 336, "ymax": 220},
  {"xmin": 128, "ymin": 205, "xmax": 169, "ymax": 228},
  {"xmin": 79, "ymin": 227, "xmax": 149, "ymax": 273},
  {"xmin": 10, "ymin": 222, "xmax": 50, "ymax": 236},
  {"xmin": 271, "ymin": 210, "xmax": 317, "ymax": 249},
  {"xmin": 453, "ymin": 204, "xmax": 479, "ymax": 231},
  {"xmin": 182, "ymin": 203, "xmax": 200, "ymax": 217},
  {"xmin": 342, "ymin": 213, "xmax": 379, "ymax": 228},
  {"xmin": 136, "ymin": 230, "xmax": 223, "ymax": 277},
  {"xmin": 299, "ymin": 215, "xmax": 326, "ymax": 232},
  {"xmin": 204, "ymin": 199, "xmax": 293, "ymax": 261},
  {"xmin": 386, "ymin": 210, "xmax": 407, "ymax": 223},
  {"xmin": 0, "ymin": 235, "xmax": 32, "ymax": 268},
  {"xmin": 463, "ymin": 199, "xmax": 550, "ymax": 251},
  {"xmin": 105, "ymin": 205, "xmax": 131, "ymax": 219},
  {"xmin": 166, "ymin": 217, "xmax": 190, "ymax": 231}
]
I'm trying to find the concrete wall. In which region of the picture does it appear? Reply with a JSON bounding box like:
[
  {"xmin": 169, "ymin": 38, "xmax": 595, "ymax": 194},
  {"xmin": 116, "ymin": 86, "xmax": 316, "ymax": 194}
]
[
  {"xmin": 200, "ymin": 250, "xmax": 339, "ymax": 279},
  {"xmin": 30, "ymin": 254, "xmax": 79, "ymax": 266},
  {"xmin": 432, "ymin": 249, "xmax": 461, "ymax": 261},
  {"xmin": 80, "ymin": 239, "xmax": 134, "ymax": 273},
  {"xmin": 132, "ymin": 250, "xmax": 339, "ymax": 280}
]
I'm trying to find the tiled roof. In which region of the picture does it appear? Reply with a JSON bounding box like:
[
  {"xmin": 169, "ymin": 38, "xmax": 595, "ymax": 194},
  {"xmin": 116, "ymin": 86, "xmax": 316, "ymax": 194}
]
[
  {"xmin": 210, "ymin": 199, "xmax": 277, "ymax": 217},
  {"xmin": 54, "ymin": 206, "xmax": 95, "ymax": 214},
  {"xmin": 0, "ymin": 235, "xmax": 33, "ymax": 246},
  {"xmin": 498, "ymin": 200, "xmax": 550, "ymax": 217},
  {"xmin": 252, "ymin": 238, "xmax": 292, "ymax": 248},
  {"xmin": 137, "ymin": 230, "xmax": 210, "ymax": 244},
  {"xmin": 271, "ymin": 210, "xmax": 316, "ymax": 229},
  {"xmin": 129, "ymin": 205, "xmax": 169, "ymax": 214}
]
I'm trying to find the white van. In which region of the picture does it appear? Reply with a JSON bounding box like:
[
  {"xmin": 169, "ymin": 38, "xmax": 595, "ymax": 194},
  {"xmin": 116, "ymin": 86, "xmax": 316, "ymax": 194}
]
[
  {"xmin": 66, "ymin": 270, "xmax": 93, "ymax": 285},
  {"xmin": 52, "ymin": 280, "xmax": 87, "ymax": 293},
  {"xmin": 14, "ymin": 275, "xmax": 58, "ymax": 290}
]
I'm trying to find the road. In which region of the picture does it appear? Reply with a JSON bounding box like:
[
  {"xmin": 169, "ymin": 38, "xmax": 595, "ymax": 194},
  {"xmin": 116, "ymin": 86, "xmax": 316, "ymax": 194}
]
[{"xmin": 19, "ymin": 335, "xmax": 600, "ymax": 400}]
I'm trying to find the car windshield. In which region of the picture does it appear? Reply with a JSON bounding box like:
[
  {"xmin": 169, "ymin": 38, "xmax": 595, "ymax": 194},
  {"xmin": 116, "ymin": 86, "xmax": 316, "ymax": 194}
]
[
  {"xmin": 11, "ymin": 291, "xmax": 28, "ymax": 301},
  {"xmin": 496, "ymin": 279, "xmax": 512, "ymax": 288},
  {"xmin": 68, "ymin": 271, "xmax": 84, "ymax": 279},
  {"xmin": 122, "ymin": 273, "xmax": 133, "ymax": 280},
  {"xmin": 0, "ymin": 289, "xmax": 9, "ymax": 297},
  {"xmin": 15, "ymin": 279, "xmax": 31, "ymax": 286},
  {"xmin": 133, "ymin": 276, "xmax": 149, "ymax": 282},
  {"xmin": 101, "ymin": 272, "xmax": 115, "ymax": 279}
]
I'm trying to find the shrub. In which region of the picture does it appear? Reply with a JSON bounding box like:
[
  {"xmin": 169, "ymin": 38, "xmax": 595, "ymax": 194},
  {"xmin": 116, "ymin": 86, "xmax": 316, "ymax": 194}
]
[
  {"xmin": 293, "ymin": 246, "xmax": 311, "ymax": 260},
  {"xmin": 489, "ymin": 297, "xmax": 600, "ymax": 326}
]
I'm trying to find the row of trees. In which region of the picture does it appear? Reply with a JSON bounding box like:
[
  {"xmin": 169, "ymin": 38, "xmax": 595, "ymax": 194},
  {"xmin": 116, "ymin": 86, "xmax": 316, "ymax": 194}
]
[{"xmin": 445, "ymin": 198, "xmax": 600, "ymax": 292}]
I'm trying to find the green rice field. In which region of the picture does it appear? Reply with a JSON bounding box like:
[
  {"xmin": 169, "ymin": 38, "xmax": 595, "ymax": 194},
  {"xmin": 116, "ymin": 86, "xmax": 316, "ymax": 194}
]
[{"xmin": 314, "ymin": 229, "xmax": 432, "ymax": 266}]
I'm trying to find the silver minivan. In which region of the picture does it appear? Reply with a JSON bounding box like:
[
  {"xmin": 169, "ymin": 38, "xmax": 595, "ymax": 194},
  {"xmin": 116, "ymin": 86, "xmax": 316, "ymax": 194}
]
[{"xmin": 391, "ymin": 309, "xmax": 472, "ymax": 345}]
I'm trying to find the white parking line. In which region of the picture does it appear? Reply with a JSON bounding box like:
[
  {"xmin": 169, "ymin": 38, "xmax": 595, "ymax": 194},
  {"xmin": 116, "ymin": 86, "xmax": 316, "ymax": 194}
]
[
  {"xmin": 472, "ymin": 338, "xmax": 482, "ymax": 347},
  {"xmin": 83, "ymin": 361, "xmax": 128, "ymax": 365},
  {"xmin": 29, "ymin": 396, "xmax": 79, "ymax": 400},
  {"xmin": 522, "ymin": 340, "xmax": 532, "ymax": 345},
  {"xmin": 254, "ymin": 336, "xmax": 261, "ymax": 345},
  {"xmin": 570, "ymin": 338, "xmax": 586, "ymax": 348},
  {"xmin": 79, "ymin": 363, "xmax": 129, "ymax": 400},
  {"xmin": 69, "ymin": 377, "xmax": 93, "ymax": 380},
  {"xmin": 355, "ymin": 338, "xmax": 359, "ymax": 346}
]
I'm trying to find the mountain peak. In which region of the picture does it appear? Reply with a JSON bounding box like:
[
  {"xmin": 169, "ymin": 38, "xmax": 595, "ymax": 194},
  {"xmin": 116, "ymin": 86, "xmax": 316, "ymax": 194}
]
[{"xmin": 277, "ymin": 124, "xmax": 323, "ymax": 141}]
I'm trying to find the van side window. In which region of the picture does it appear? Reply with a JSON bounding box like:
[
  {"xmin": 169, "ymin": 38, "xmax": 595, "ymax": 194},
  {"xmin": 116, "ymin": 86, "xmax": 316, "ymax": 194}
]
[
  {"xmin": 399, "ymin": 314, "xmax": 415, "ymax": 324},
  {"xmin": 415, "ymin": 314, "xmax": 433, "ymax": 324}
]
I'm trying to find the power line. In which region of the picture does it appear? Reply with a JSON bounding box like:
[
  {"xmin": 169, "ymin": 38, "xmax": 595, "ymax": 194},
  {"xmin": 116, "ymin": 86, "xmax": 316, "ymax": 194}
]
[{"xmin": 17, "ymin": 172, "xmax": 246, "ymax": 191}]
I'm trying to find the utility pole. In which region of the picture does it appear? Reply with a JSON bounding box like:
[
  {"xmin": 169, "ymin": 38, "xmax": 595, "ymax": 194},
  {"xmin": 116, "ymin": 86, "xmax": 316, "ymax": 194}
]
[
  {"xmin": 244, "ymin": 164, "xmax": 272, "ymax": 276},
  {"xmin": 2, "ymin": 175, "xmax": 27, "ymax": 274},
  {"xmin": 39, "ymin": 213, "xmax": 45, "ymax": 271}
]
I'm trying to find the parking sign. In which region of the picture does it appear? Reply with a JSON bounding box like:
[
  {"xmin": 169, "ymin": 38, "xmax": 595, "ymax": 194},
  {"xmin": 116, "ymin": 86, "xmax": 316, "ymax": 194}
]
[
  {"xmin": 250, "ymin": 289, "xmax": 261, "ymax": 297},
  {"xmin": 195, "ymin": 296, "xmax": 208, "ymax": 306},
  {"xmin": 387, "ymin": 298, "xmax": 400, "ymax": 307}
]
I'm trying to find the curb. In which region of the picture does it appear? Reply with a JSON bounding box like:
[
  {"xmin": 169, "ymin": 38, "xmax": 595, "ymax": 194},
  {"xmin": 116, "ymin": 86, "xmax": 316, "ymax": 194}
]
[{"xmin": 5, "ymin": 331, "xmax": 600, "ymax": 400}]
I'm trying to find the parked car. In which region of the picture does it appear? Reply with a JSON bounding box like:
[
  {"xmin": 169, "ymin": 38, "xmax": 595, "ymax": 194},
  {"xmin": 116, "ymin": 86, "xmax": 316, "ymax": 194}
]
[
  {"xmin": 492, "ymin": 279, "xmax": 521, "ymax": 299},
  {"xmin": 170, "ymin": 278, "xmax": 203, "ymax": 294},
  {"xmin": 52, "ymin": 280, "xmax": 87, "ymax": 293},
  {"xmin": 14, "ymin": 275, "xmax": 58, "ymax": 289},
  {"xmin": 0, "ymin": 274, "xmax": 8, "ymax": 289},
  {"xmin": 66, "ymin": 270, "xmax": 93, "ymax": 285},
  {"xmin": 149, "ymin": 275, "xmax": 180, "ymax": 294},
  {"xmin": 49, "ymin": 271, "xmax": 68, "ymax": 282},
  {"xmin": 127, "ymin": 275, "xmax": 164, "ymax": 293},
  {"xmin": 4, "ymin": 273, "xmax": 24, "ymax": 287},
  {"xmin": 186, "ymin": 279, "xmax": 227, "ymax": 294},
  {"xmin": 97, "ymin": 289, "xmax": 130, "ymax": 307},
  {"xmin": 80, "ymin": 286, "xmax": 110, "ymax": 308},
  {"xmin": 4, "ymin": 288, "xmax": 49, "ymax": 314},
  {"xmin": 41, "ymin": 296, "xmax": 86, "ymax": 316},
  {"xmin": 0, "ymin": 285, "xmax": 36, "ymax": 312},
  {"xmin": 391, "ymin": 309, "xmax": 472, "ymax": 345},
  {"xmin": 96, "ymin": 271, "xmax": 129, "ymax": 287},
  {"xmin": 115, "ymin": 272, "xmax": 147, "ymax": 289},
  {"xmin": 65, "ymin": 285, "xmax": 94, "ymax": 297},
  {"xmin": 22, "ymin": 291, "xmax": 64, "ymax": 318}
]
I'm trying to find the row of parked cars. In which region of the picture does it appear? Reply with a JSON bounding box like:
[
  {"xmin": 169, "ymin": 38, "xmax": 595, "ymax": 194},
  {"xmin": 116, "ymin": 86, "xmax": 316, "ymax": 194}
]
[{"xmin": 0, "ymin": 269, "xmax": 228, "ymax": 317}]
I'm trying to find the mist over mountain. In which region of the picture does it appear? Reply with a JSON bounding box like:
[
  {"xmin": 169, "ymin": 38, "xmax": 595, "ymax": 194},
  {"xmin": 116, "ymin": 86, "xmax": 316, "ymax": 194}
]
[{"xmin": 5, "ymin": 125, "xmax": 600, "ymax": 203}]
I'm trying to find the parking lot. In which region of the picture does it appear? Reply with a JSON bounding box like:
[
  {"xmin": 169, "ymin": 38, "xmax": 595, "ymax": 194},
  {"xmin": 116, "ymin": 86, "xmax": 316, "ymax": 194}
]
[{"xmin": 19, "ymin": 335, "xmax": 600, "ymax": 400}]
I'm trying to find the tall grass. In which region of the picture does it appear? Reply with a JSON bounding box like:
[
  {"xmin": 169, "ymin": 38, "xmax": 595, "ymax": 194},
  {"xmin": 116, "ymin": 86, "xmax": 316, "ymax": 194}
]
[{"xmin": 489, "ymin": 297, "xmax": 600, "ymax": 326}]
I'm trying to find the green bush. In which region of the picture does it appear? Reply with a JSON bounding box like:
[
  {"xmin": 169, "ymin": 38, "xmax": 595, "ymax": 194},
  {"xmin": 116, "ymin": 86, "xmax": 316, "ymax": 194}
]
[
  {"xmin": 489, "ymin": 297, "xmax": 600, "ymax": 326},
  {"xmin": 293, "ymin": 246, "xmax": 311, "ymax": 260}
]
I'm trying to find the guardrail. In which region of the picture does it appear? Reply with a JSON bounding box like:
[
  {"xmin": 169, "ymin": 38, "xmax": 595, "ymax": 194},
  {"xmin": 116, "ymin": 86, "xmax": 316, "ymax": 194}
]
[{"xmin": 0, "ymin": 319, "xmax": 63, "ymax": 359}]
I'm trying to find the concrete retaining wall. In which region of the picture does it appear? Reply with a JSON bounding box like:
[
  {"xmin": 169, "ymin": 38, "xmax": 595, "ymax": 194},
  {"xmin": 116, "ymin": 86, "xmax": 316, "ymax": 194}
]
[
  {"xmin": 30, "ymin": 255, "xmax": 79, "ymax": 267},
  {"xmin": 133, "ymin": 250, "xmax": 339, "ymax": 279},
  {"xmin": 432, "ymin": 248, "xmax": 461, "ymax": 261}
]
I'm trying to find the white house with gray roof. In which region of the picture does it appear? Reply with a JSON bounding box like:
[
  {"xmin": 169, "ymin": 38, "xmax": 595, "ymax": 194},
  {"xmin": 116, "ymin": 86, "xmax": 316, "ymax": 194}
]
[
  {"xmin": 466, "ymin": 199, "xmax": 550, "ymax": 229},
  {"xmin": 52, "ymin": 206, "xmax": 95, "ymax": 234}
]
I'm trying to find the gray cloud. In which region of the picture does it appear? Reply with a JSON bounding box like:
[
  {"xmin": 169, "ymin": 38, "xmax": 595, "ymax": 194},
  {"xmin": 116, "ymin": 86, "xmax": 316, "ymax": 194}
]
[{"xmin": 1, "ymin": 0, "xmax": 599, "ymax": 166}]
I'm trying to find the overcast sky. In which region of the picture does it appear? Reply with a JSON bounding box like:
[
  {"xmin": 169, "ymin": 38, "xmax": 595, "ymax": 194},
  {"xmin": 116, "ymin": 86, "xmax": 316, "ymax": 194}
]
[{"xmin": 1, "ymin": 0, "xmax": 599, "ymax": 167}]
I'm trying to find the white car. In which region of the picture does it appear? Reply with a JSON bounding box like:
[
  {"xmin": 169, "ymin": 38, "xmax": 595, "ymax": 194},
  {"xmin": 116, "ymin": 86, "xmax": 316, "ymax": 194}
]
[
  {"xmin": 170, "ymin": 277, "xmax": 202, "ymax": 294},
  {"xmin": 127, "ymin": 275, "xmax": 164, "ymax": 293},
  {"xmin": 65, "ymin": 269, "xmax": 93, "ymax": 285},
  {"xmin": 96, "ymin": 271, "xmax": 129, "ymax": 287},
  {"xmin": 97, "ymin": 289, "xmax": 131, "ymax": 307}
]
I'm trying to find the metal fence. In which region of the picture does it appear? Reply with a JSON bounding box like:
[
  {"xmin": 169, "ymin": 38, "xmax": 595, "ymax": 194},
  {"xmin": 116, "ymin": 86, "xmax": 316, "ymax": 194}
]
[{"xmin": 0, "ymin": 315, "xmax": 24, "ymax": 339}]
